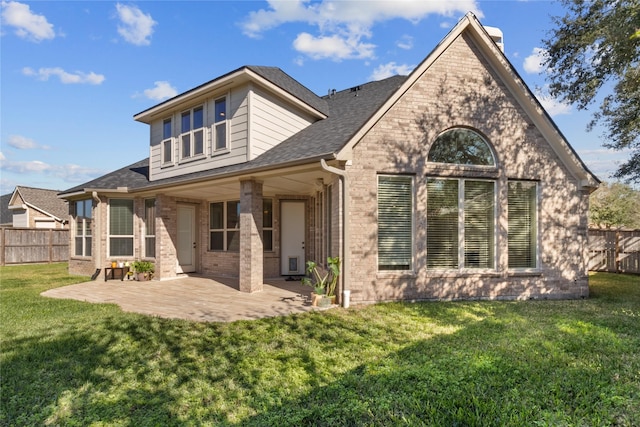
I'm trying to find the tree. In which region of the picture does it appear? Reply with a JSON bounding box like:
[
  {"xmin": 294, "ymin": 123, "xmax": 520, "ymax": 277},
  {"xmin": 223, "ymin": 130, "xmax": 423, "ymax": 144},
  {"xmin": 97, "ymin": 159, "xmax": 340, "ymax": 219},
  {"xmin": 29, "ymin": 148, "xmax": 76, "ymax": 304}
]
[
  {"xmin": 589, "ymin": 182, "xmax": 640, "ymax": 228},
  {"xmin": 542, "ymin": 0, "xmax": 640, "ymax": 183}
]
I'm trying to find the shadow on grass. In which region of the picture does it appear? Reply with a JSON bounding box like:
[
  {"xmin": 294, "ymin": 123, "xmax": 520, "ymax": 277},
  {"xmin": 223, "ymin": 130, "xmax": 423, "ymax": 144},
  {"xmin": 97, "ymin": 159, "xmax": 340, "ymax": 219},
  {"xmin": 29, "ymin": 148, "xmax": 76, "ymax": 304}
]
[{"xmin": 2, "ymin": 274, "xmax": 638, "ymax": 426}]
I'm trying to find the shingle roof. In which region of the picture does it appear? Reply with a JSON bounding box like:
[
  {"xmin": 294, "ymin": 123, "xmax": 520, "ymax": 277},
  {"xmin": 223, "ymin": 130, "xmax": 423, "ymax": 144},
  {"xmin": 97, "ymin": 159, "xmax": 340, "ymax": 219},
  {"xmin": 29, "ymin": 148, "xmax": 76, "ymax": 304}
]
[
  {"xmin": 60, "ymin": 74, "xmax": 407, "ymax": 196},
  {"xmin": 247, "ymin": 66, "xmax": 329, "ymax": 116},
  {"xmin": 13, "ymin": 186, "xmax": 68, "ymax": 220},
  {"xmin": 0, "ymin": 193, "xmax": 13, "ymax": 225}
]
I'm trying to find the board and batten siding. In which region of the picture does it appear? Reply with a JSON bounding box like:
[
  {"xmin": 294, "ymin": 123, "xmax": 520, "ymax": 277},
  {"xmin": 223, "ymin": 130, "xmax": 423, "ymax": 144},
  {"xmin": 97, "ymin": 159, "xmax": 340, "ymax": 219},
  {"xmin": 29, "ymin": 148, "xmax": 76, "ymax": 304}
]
[
  {"xmin": 148, "ymin": 85, "xmax": 250, "ymax": 181},
  {"xmin": 249, "ymin": 86, "xmax": 316, "ymax": 160}
]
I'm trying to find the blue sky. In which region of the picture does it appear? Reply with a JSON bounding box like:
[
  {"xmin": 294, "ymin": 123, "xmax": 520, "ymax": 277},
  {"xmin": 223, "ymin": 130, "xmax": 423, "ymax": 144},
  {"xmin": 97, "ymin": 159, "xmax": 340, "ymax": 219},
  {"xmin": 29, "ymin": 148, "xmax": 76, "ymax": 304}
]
[{"xmin": 0, "ymin": 0, "xmax": 627, "ymax": 195}]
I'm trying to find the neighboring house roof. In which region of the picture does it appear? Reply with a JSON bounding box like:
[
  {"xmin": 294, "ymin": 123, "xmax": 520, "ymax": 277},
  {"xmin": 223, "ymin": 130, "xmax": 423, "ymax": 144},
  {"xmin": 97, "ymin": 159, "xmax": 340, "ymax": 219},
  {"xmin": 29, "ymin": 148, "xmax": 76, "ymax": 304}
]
[
  {"xmin": 60, "ymin": 12, "xmax": 599, "ymax": 198},
  {"xmin": 9, "ymin": 186, "xmax": 68, "ymax": 222},
  {"xmin": 0, "ymin": 193, "xmax": 12, "ymax": 226}
]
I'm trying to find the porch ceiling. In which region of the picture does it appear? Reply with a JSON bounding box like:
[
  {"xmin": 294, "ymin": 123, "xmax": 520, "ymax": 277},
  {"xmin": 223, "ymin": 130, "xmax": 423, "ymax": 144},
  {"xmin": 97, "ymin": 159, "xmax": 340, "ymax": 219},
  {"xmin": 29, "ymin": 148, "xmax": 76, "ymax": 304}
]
[{"xmin": 146, "ymin": 164, "xmax": 335, "ymax": 201}]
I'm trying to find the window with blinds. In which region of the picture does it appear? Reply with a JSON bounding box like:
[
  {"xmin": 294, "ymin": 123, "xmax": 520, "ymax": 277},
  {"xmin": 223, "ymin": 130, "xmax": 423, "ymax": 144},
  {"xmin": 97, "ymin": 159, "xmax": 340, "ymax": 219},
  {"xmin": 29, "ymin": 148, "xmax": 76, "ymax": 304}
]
[
  {"xmin": 109, "ymin": 199, "xmax": 134, "ymax": 257},
  {"xmin": 74, "ymin": 199, "xmax": 92, "ymax": 257},
  {"xmin": 144, "ymin": 198, "xmax": 156, "ymax": 258},
  {"xmin": 426, "ymin": 179, "xmax": 459, "ymax": 269},
  {"xmin": 377, "ymin": 175, "xmax": 413, "ymax": 271},
  {"xmin": 508, "ymin": 181, "xmax": 538, "ymax": 269},
  {"xmin": 427, "ymin": 178, "xmax": 495, "ymax": 269}
]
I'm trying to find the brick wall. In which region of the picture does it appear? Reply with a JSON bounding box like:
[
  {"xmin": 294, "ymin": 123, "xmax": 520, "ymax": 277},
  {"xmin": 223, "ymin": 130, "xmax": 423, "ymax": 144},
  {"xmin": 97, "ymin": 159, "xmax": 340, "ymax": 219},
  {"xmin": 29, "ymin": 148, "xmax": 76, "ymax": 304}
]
[{"xmin": 345, "ymin": 32, "xmax": 589, "ymax": 303}]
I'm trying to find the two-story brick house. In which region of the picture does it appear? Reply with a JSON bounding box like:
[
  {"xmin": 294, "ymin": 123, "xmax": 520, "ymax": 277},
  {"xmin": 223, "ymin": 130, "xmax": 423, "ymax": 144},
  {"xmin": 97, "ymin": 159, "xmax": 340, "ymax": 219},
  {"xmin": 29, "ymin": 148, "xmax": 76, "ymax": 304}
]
[{"xmin": 59, "ymin": 13, "xmax": 599, "ymax": 306}]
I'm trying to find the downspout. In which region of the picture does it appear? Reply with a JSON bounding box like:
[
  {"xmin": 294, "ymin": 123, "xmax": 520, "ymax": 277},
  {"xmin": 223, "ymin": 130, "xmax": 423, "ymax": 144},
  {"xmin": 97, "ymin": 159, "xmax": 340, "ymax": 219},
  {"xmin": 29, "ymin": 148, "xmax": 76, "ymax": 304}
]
[
  {"xmin": 92, "ymin": 192, "xmax": 101, "ymax": 271},
  {"xmin": 320, "ymin": 159, "xmax": 350, "ymax": 308}
]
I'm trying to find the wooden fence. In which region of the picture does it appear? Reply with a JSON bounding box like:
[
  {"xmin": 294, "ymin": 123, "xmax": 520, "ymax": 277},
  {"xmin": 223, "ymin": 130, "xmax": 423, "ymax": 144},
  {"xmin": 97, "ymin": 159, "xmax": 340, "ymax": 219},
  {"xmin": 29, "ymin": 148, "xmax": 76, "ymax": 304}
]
[
  {"xmin": 589, "ymin": 228, "xmax": 640, "ymax": 274},
  {"xmin": 0, "ymin": 227, "xmax": 69, "ymax": 266}
]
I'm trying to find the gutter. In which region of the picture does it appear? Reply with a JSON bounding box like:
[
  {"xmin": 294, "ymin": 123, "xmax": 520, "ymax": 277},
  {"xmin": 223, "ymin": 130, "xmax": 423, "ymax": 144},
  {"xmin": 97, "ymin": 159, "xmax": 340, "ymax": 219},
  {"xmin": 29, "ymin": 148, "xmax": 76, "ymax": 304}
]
[
  {"xmin": 92, "ymin": 192, "xmax": 101, "ymax": 271},
  {"xmin": 320, "ymin": 159, "xmax": 350, "ymax": 308}
]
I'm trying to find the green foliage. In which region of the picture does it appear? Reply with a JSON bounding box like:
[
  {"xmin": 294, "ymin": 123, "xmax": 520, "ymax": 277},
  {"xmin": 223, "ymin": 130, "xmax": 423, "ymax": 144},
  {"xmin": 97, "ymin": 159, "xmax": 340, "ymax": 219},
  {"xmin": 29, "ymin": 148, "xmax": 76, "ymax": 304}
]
[
  {"xmin": 301, "ymin": 256, "xmax": 341, "ymax": 296},
  {"xmin": 132, "ymin": 260, "xmax": 154, "ymax": 273},
  {"xmin": 2, "ymin": 264, "xmax": 639, "ymax": 426},
  {"xmin": 590, "ymin": 181, "xmax": 640, "ymax": 228},
  {"xmin": 542, "ymin": 0, "xmax": 640, "ymax": 183}
]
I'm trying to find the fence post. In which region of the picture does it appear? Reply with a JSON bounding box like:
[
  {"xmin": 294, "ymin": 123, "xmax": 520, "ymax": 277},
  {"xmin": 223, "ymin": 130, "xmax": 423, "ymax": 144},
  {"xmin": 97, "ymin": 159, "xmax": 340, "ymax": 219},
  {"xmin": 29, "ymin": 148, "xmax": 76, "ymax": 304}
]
[{"xmin": 615, "ymin": 230, "xmax": 620, "ymax": 274}]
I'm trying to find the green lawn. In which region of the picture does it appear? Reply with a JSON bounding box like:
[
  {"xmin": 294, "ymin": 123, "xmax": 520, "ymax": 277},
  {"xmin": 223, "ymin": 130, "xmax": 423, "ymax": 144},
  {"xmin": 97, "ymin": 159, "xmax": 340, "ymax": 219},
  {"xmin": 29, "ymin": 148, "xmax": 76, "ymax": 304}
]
[{"xmin": 1, "ymin": 264, "xmax": 639, "ymax": 426}]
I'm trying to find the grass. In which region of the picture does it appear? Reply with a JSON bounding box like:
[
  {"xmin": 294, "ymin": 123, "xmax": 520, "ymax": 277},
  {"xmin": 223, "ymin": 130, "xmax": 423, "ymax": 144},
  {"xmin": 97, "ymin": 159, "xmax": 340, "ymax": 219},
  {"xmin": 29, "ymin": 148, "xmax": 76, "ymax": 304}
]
[{"xmin": 1, "ymin": 264, "xmax": 639, "ymax": 426}]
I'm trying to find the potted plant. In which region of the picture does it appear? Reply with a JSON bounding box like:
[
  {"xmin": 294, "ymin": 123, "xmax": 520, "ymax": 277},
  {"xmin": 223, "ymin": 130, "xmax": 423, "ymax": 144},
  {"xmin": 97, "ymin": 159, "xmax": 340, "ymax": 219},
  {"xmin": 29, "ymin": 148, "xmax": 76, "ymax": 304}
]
[
  {"xmin": 132, "ymin": 260, "xmax": 154, "ymax": 281},
  {"xmin": 301, "ymin": 256, "xmax": 341, "ymax": 306}
]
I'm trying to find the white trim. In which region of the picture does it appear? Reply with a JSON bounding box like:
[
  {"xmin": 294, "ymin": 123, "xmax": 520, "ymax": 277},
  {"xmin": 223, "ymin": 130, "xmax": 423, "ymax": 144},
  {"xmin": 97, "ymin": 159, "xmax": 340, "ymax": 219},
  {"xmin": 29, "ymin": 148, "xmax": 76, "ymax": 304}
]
[{"xmin": 335, "ymin": 12, "xmax": 598, "ymax": 189}]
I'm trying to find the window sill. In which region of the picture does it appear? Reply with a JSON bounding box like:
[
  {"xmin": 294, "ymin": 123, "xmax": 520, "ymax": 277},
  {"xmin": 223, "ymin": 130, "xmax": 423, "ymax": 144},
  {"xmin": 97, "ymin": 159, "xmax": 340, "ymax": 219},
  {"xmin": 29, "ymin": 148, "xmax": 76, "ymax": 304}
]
[
  {"xmin": 506, "ymin": 269, "xmax": 541, "ymax": 277},
  {"xmin": 376, "ymin": 270, "xmax": 416, "ymax": 278},
  {"xmin": 179, "ymin": 154, "xmax": 206, "ymax": 165},
  {"xmin": 425, "ymin": 270, "xmax": 501, "ymax": 278},
  {"xmin": 160, "ymin": 162, "xmax": 175, "ymax": 169},
  {"xmin": 211, "ymin": 148, "xmax": 230, "ymax": 157}
]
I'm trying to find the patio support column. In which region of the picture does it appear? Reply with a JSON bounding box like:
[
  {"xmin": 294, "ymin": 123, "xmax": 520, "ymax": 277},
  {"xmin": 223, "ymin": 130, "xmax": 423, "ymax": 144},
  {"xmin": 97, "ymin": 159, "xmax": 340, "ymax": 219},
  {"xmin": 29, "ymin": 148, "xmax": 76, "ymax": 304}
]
[{"xmin": 239, "ymin": 179, "xmax": 263, "ymax": 293}]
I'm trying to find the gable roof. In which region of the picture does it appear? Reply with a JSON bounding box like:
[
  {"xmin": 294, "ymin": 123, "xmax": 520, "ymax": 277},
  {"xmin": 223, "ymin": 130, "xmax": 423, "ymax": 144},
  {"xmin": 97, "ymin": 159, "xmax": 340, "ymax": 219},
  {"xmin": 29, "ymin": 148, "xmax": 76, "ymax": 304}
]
[
  {"xmin": 134, "ymin": 65, "xmax": 329, "ymax": 124},
  {"xmin": 60, "ymin": 12, "xmax": 599, "ymax": 197},
  {"xmin": 60, "ymin": 75, "xmax": 406, "ymax": 196},
  {"xmin": 336, "ymin": 12, "xmax": 599, "ymax": 189},
  {"xmin": 9, "ymin": 186, "xmax": 68, "ymax": 221}
]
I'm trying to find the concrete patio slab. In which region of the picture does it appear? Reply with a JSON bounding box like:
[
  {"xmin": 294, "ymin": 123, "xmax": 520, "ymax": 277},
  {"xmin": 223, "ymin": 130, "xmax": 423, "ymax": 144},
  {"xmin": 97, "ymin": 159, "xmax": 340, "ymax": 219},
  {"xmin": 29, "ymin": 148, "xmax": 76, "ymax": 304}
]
[{"xmin": 41, "ymin": 275, "xmax": 326, "ymax": 322}]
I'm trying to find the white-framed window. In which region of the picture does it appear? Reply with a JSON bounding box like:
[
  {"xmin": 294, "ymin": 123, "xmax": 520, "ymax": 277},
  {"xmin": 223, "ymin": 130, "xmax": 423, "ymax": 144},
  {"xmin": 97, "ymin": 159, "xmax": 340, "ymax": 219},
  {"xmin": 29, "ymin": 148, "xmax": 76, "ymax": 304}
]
[
  {"xmin": 426, "ymin": 178, "xmax": 496, "ymax": 270},
  {"xmin": 213, "ymin": 97, "xmax": 227, "ymax": 152},
  {"xmin": 109, "ymin": 199, "xmax": 134, "ymax": 257},
  {"xmin": 508, "ymin": 181, "xmax": 538, "ymax": 269},
  {"xmin": 162, "ymin": 118, "xmax": 173, "ymax": 164},
  {"xmin": 209, "ymin": 199, "xmax": 273, "ymax": 251},
  {"xmin": 74, "ymin": 199, "xmax": 92, "ymax": 257},
  {"xmin": 378, "ymin": 175, "xmax": 413, "ymax": 271},
  {"xmin": 180, "ymin": 105, "xmax": 205, "ymax": 159},
  {"xmin": 144, "ymin": 198, "xmax": 156, "ymax": 258}
]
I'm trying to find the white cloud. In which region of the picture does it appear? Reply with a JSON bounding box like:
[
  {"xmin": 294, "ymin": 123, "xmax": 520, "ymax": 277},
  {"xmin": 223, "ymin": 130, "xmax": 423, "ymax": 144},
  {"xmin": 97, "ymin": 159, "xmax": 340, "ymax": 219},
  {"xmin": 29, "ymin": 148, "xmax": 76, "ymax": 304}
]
[
  {"xmin": 1, "ymin": 1, "xmax": 55, "ymax": 42},
  {"xmin": 115, "ymin": 3, "xmax": 156, "ymax": 46},
  {"xmin": 6, "ymin": 134, "xmax": 50, "ymax": 150},
  {"xmin": 397, "ymin": 35, "xmax": 413, "ymax": 50},
  {"xmin": 143, "ymin": 81, "xmax": 178, "ymax": 101},
  {"xmin": 241, "ymin": 0, "xmax": 481, "ymax": 60},
  {"xmin": 534, "ymin": 86, "xmax": 571, "ymax": 117},
  {"xmin": 22, "ymin": 67, "xmax": 105, "ymax": 85},
  {"xmin": 293, "ymin": 32, "xmax": 375, "ymax": 60},
  {"xmin": 370, "ymin": 62, "xmax": 414, "ymax": 80},
  {"xmin": 0, "ymin": 155, "xmax": 103, "ymax": 183},
  {"xmin": 523, "ymin": 47, "xmax": 547, "ymax": 74}
]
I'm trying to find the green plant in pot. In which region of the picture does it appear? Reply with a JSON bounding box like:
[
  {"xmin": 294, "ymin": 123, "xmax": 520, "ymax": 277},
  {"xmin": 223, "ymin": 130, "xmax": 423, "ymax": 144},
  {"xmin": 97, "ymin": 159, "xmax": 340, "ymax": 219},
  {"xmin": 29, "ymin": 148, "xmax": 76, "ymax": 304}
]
[
  {"xmin": 301, "ymin": 256, "xmax": 340, "ymax": 306},
  {"xmin": 132, "ymin": 260, "xmax": 154, "ymax": 281}
]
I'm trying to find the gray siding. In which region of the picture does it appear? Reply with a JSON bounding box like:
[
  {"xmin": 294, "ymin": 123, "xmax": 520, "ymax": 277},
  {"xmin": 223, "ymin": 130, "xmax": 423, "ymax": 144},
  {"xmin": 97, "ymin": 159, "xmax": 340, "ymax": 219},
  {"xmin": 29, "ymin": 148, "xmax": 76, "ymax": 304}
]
[
  {"xmin": 149, "ymin": 86, "xmax": 250, "ymax": 181},
  {"xmin": 249, "ymin": 86, "xmax": 316, "ymax": 160}
]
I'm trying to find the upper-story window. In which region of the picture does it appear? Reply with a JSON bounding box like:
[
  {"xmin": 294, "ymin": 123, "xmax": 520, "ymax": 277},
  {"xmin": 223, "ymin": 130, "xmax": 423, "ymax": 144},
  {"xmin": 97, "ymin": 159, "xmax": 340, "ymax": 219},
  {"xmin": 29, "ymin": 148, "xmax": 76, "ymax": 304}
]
[
  {"xmin": 180, "ymin": 106, "xmax": 204, "ymax": 159},
  {"xmin": 214, "ymin": 97, "xmax": 227, "ymax": 151},
  {"xmin": 162, "ymin": 118, "xmax": 172, "ymax": 164},
  {"xmin": 427, "ymin": 128, "xmax": 495, "ymax": 166}
]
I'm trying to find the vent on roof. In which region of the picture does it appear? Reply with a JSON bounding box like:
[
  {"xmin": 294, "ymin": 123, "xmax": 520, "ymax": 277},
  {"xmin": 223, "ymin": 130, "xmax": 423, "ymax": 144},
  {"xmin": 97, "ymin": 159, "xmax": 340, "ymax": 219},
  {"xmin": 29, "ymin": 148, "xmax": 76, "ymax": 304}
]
[
  {"xmin": 350, "ymin": 85, "xmax": 361, "ymax": 96},
  {"xmin": 484, "ymin": 26, "xmax": 504, "ymax": 52}
]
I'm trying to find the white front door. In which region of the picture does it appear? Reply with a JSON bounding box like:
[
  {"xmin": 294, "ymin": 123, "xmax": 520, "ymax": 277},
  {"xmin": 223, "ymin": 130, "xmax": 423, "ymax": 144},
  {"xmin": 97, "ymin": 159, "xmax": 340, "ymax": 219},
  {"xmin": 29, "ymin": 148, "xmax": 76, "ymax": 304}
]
[
  {"xmin": 177, "ymin": 205, "xmax": 196, "ymax": 273},
  {"xmin": 281, "ymin": 201, "xmax": 305, "ymax": 275}
]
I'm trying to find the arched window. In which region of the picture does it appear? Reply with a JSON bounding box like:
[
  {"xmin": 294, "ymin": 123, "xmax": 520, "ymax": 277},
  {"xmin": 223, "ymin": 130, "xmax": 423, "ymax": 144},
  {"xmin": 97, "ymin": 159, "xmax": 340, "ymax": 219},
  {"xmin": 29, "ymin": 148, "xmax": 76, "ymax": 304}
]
[{"xmin": 428, "ymin": 128, "xmax": 495, "ymax": 166}]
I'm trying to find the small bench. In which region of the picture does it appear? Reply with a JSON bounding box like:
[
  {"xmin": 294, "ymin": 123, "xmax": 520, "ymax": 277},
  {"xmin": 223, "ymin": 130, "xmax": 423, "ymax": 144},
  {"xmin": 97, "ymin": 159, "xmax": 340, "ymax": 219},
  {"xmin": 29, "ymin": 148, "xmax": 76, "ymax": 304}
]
[{"xmin": 104, "ymin": 266, "xmax": 129, "ymax": 281}]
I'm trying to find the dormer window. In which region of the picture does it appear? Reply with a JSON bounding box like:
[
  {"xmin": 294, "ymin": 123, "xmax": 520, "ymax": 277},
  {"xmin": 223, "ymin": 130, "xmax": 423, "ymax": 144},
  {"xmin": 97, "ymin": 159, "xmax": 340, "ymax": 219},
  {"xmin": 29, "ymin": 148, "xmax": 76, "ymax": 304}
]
[
  {"xmin": 214, "ymin": 97, "xmax": 227, "ymax": 151},
  {"xmin": 181, "ymin": 106, "xmax": 204, "ymax": 159},
  {"xmin": 162, "ymin": 118, "xmax": 173, "ymax": 164}
]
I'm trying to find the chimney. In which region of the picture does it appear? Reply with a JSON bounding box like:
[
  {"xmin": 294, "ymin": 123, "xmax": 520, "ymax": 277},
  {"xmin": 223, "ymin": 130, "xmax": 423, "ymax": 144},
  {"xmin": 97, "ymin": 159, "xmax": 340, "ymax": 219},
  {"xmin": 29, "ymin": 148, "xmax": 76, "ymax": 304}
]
[{"xmin": 484, "ymin": 26, "xmax": 504, "ymax": 52}]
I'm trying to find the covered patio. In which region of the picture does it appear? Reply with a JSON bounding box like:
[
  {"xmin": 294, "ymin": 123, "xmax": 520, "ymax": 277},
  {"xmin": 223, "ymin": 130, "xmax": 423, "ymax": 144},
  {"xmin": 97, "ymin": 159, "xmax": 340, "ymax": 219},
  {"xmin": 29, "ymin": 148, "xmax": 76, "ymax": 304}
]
[{"xmin": 41, "ymin": 276, "xmax": 325, "ymax": 322}]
